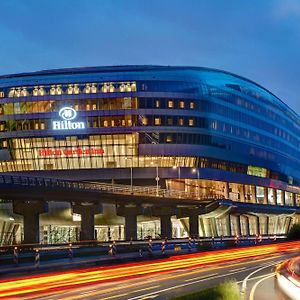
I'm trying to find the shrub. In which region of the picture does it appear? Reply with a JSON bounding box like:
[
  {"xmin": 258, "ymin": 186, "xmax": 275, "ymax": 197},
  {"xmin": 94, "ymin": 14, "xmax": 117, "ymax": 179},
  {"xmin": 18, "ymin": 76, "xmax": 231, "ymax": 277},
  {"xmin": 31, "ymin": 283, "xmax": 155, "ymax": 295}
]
[
  {"xmin": 172, "ymin": 280, "xmax": 240, "ymax": 300},
  {"xmin": 287, "ymin": 223, "xmax": 300, "ymax": 240}
]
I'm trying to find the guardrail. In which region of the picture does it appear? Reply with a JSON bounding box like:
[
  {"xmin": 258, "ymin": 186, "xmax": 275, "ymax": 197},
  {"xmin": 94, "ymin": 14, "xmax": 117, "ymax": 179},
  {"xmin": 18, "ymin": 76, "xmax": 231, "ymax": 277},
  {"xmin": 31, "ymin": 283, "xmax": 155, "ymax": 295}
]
[
  {"xmin": 0, "ymin": 174, "xmax": 225, "ymax": 201},
  {"xmin": 0, "ymin": 235, "xmax": 287, "ymax": 269}
]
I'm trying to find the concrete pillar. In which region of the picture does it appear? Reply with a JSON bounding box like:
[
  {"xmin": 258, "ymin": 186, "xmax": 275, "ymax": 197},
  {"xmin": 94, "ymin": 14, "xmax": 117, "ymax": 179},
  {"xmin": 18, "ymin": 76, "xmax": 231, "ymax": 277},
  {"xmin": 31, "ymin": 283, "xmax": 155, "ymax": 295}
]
[
  {"xmin": 124, "ymin": 206, "xmax": 138, "ymax": 241},
  {"xmin": 13, "ymin": 200, "xmax": 48, "ymax": 244},
  {"xmin": 273, "ymin": 189, "xmax": 277, "ymax": 205},
  {"xmin": 256, "ymin": 216, "xmax": 260, "ymax": 234},
  {"xmin": 224, "ymin": 182, "xmax": 229, "ymax": 199},
  {"xmin": 189, "ymin": 213, "xmax": 199, "ymax": 238},
  {"xmin": 161, "ymin": 214, "xmax": 172, "ymax": 239},
  {"xmin": 226, "ymin": 214, "xmax": 232, "ymax": 236},
  {"xmin": 240, "ymin": 184, "xmax": 245, "ymax": 202},
  {"xmin": 251, "ymin": 186, "xmax": 257, "ymax": 203},
  {"xmin": 281, "ymin": 190, "xmax": 285, "ymax": 206},
  {"xmin": 263, "ymin": 187, "xmax": 268, "ymax": 205},
  {"xmin": 292, "ymin": 193, "xmax": 296, "ymax": 207},
  {"xmin": 73, "ymin": 203, "xmax": 101, "ymax": 241},
  {"xmin": 236, "ymin": 216, "xmax": 241, "ymax": 236}
]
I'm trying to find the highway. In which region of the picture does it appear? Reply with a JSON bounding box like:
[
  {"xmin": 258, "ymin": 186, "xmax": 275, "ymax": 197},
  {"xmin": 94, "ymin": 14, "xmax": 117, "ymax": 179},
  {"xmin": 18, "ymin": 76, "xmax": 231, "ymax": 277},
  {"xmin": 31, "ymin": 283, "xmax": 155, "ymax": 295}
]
[{"xmin": 0, "ymin": 241, "xmax": 299, "ymax": 300}]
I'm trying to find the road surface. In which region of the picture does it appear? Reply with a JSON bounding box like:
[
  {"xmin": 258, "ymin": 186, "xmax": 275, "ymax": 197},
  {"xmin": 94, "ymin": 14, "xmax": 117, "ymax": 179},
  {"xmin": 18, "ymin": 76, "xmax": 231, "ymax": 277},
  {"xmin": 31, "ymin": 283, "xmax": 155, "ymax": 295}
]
[{"xmin": 0, "ymin": 241, "xmax": 299, "ymax": 300}]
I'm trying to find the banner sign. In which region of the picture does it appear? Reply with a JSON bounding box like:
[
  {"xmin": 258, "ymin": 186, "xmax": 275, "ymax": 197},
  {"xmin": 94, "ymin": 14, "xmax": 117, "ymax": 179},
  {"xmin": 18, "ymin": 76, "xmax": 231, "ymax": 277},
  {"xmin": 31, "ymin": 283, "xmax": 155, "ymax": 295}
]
[{"xmin": 38, "ymin": 148, "xmax": 104, "ymax": 157}]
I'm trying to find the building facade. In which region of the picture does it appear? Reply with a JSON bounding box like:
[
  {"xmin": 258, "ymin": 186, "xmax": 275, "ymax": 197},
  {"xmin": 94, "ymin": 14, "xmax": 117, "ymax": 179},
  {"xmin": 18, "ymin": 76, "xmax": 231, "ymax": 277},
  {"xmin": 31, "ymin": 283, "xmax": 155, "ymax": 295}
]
[{"xmin": 0, "ymin": 65, "xmax": 299, "ymax": 244}]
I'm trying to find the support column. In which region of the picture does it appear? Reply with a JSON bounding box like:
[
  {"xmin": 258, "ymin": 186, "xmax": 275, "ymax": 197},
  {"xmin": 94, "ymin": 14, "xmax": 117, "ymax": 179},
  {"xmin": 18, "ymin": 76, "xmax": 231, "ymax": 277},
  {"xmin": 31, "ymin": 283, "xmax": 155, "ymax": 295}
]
[
  {"xmin": 236, "ymin": 216, "xmax": 241, "ymax": 237},
  {"xmin": 240, "ymin": 184, "xmax": 245, "ymax": 202},
  {"xmin": 189, "ymin": 213, "xmax": 199, "ymax": 238},
  {"xmin": 292, "ymin": 193, "xmax": 296, "ymax": 207},
  {"xmin": 263, "ymin": 187, "xmax": 268, "ymax": 205},
  {"xmin": 124, "ymin": 206, "xmax": 138, "ymax": 241},
  {"xmin": 251, "ymin": 186, "xmax": 257, "ymax": 203},
  {"xmin": 226, "ymin": 214, "xmax": 232, "ymax": 236},
  {"xmin": 73, "ymin": 203, "xmax": 101, "ymax": 241},
  {"xmin": 13, "ymin": 200, "xmax": 48, "ymax": 244},
  {"xmin": 224, "ymin": 182, "xmax": 229, "ymax": 199},
  {"xmin": 256, "ymin": 216, "xmax": 260, "ymax": 235},
  {"xmin": 161, "ymin": 214, "xmax": 172, "ymax": 239},
  {"xmin": 281, "ymin": 190, "xmax": 285, "ymax": 206},
  {"xmin": 273, "ymin": 189, "xmax": 277, "ymax": 205}
]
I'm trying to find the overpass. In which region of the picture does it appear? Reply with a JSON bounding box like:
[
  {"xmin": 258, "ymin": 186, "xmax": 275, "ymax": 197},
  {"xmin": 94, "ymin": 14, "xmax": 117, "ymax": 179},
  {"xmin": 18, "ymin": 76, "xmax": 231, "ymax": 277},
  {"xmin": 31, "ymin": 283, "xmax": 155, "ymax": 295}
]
[{"xmin": 0, "ymin": 174, "xmax": 298, "ymax": 245}]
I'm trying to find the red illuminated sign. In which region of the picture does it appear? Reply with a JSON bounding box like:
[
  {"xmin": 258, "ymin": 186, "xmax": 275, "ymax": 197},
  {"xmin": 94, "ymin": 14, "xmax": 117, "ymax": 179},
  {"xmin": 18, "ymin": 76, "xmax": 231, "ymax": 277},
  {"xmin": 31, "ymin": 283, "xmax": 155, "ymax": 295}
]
[{"xmin": 38, "ymin": 148, "xmax": 104, "ymax": 157}]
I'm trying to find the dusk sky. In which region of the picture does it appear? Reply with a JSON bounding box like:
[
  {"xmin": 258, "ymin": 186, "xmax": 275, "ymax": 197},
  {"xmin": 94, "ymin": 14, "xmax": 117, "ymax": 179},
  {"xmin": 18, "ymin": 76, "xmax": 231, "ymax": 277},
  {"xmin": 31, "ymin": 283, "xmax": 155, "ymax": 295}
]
[{"xmin": 0, "ymin": 0, "xmax": 299, "ymax": 113}]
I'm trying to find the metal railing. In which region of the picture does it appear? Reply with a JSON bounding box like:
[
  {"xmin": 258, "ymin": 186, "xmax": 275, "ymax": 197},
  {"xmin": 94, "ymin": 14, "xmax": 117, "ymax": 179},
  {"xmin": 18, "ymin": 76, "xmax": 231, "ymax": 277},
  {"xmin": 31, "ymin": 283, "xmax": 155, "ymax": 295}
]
[{"xmin": 0, "ymin": 174, "xmax": 224, "ymax": 201}]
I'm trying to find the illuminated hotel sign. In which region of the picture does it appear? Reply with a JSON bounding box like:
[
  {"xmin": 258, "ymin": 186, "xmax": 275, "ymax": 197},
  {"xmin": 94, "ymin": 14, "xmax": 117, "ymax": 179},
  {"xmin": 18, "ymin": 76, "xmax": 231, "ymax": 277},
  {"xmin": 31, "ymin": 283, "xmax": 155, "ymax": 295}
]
[
  {"xmin": 52, "ymin": 107, "xmax": 85, "ymax": 130},
  {"xmin": 38, "ymin": 148, "xmax": 104, "ymax": 157}
]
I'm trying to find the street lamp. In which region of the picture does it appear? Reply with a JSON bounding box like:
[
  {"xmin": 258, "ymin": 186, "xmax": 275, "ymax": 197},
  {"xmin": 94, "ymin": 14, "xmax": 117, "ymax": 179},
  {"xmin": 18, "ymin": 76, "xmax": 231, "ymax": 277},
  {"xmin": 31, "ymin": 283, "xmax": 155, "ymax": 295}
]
[
  {"xmin": 151, "ymin": 161, "xmax": 159, "ymax": 196},
  {"xmin": 125, "ymin": 157, "xmax": 133, "ymax": 194}
]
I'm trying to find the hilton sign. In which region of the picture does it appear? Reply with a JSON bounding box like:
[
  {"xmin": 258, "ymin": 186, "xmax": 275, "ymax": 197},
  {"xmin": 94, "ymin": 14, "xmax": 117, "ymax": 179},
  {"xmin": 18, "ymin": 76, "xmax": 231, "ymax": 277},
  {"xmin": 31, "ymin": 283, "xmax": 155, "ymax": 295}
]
[{"xmin": 52, "ymin": 107, "xmax": 85, "ymax": 130}]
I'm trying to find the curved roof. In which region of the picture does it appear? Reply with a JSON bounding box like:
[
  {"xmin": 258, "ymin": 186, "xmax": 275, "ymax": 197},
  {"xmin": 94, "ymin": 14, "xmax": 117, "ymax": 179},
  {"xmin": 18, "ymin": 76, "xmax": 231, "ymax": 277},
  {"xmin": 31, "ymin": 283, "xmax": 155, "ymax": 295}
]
[{"xmin": 0, "ymin": 65, "xmax": 297, "ymax": 119}]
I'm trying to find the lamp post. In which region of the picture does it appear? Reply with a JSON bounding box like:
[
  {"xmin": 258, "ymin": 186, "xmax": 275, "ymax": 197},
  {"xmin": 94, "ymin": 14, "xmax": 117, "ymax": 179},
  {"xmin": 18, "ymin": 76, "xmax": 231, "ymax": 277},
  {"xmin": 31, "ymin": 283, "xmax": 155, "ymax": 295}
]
[
  {"xmin": 151, "ymin": 161, "xmax": 159, "ymax": 196},
  {"xmin": 125, "ymin": 157, "xmax": 133, "ymax": 194}
]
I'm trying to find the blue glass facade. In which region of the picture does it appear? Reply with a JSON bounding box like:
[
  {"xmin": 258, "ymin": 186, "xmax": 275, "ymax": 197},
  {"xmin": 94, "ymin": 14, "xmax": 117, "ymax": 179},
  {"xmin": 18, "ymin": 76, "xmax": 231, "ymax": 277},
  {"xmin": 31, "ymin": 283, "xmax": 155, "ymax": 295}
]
[
  {"xmin": 0, "ymin": 66, "xmax": 299, "ymax": 243},
  {"xmin": 0, "ymin": 66, "xmax": 299, "ymax": 189}
]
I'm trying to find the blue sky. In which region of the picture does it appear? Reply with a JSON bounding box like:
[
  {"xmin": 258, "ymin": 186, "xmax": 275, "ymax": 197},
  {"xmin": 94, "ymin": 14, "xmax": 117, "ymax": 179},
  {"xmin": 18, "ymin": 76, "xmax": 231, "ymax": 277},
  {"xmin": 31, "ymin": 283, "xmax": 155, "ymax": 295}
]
[{"xmin": 0, "ymin": 0, "xmax": 299, "ymax": 113}]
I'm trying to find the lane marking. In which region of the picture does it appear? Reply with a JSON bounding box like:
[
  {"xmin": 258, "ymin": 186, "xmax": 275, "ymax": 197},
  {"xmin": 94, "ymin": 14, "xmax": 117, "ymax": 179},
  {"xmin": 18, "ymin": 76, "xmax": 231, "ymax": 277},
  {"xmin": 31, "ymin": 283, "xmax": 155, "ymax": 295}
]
[
  {"xmin": 132, "ymin": 285, "xmax": 160, "ymax": 294},
  {"xmin": 228, "ymin": 267, "xmax": 246, "ymax": 273},
  {"xmin": 249, "ymin": 274, "xmax": 274, "ymax": 300},
  {"xmin": 126, "ymin": 265, "xmax": 270, "ymax": 300},
  {"xmin": 184, "ymin": 273, "xmax": 219, "ymax": 282},
  {"xmin": 102, "ymin": 293, "xmax": 128, "ymax": 300}
]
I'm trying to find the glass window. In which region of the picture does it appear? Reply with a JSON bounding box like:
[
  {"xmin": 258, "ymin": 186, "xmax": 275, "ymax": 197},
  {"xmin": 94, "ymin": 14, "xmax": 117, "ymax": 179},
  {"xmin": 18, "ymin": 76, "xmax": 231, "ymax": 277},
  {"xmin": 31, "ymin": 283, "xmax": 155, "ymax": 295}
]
[
  {"xmin": 167, "ymin": 118, "xmax": 173, "ymax": 125},
  {"xmin": 168, "ymin": 100, "xmax": 174, "ymax": 108},
  {"xmin": 188, "ymin": 119, "xmax": 194, "ymax": 126},
  {"xmin": 190, "ymin": 102, "xmax": 195, "ymax": 109},
  {"xmin": 179, "ymin": 118, "xmax": 184, "ymax": 126},
  {"xmin": 155, "ymin": 100, "xmax": 160, "ymax": 108},
  {"xmin": 179, "ymin": 101, "xmax": 185, "ymax": 109},
  {"xmin": 154, "ymin": 117, "xmax": 161, "ymax": 125}
]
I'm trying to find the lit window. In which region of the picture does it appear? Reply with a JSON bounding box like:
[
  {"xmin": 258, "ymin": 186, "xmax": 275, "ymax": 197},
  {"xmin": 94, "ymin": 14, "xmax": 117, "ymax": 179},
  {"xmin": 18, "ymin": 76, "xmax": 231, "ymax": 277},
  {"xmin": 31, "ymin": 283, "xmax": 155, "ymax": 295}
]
[
  {"xmin": 15, "ymin": 89, "xmax": 21, "ymax": 97},
  {"xmin": 39, "ymin": 87, "xmax": 45, "ymax": 96},
  {"xmin": 74, "ymin": 84, "xmax": 80, "ymax": 94},
  {"xmin": 2, "ymin": 140, "xmax": 7, "ymax": 148},
  {"xmin": 109, "ymin": 84, "xmax": 115, "ymax": 92},
  {"xmin": 131, "ymin": 82, "xmax": 137, "ymax": 92},
  {"xmin": 189, "ymin": 119, "xmax": 194, "ymax": 126},
  {"xmin": 120, "ymin": 84, "xmax": 125, "ymax": 92},
  {"xmin": 179, "ymin": 101, "xmax": 185, "ymax": 109},
  {"xmin": 168, "ymin": 100, "xmax": 174, "ymax": 108},
  {"xmin": 103, "ymin": 120, "xmax": 108, "ymax": 127},
  {"xmin": 8, "ymin": 89, "xmax": 16, "ymax": 97},
  {"xmin": 91, "ymin": 84, "xmax": 97, "ymax": 93},
  {"xmin": 92, "ymin": 104, "xmax": 97, "ymax": 110},
  {"xmin": 111, "ymin": 120, "xmax": 115, "ymax": 127},
  {"xmin": 20, "ymin": 88, "xmax": 28, "ymax": 97},
  {"xmin": 127, "ymin": 119, "xmax": 132, "ymax": 126},
  {"xmin": 190, "ymin": 102, "xmax": 195, "ymax": 109},
  {"xmin": 166, "ymin": 135, "xmax": 172, "ymax": 143},
  {"xmin": 155, "ymin": 100, "xmax": 160, "ymax": 108},
  {"xmin": 84, "ymin": 84, "xmax": 91, "ymax": 93},
  {"xmin": 142, "ymin": 117, "xmax": 148, "ymax": 125},
  {"xmin": 179, "ymin": 118, "xmax": 184, "ymax": 126},
  {"xmin": 211, "ymin": 121, "xmax": 217, "ymax": 129},
  {"xmin": 154, "ymin": 117, "xmax": 161, "ymax": 125},
  {"xmin": 126, "ymin": 84, "xmax": 131, "ymax": 92},
  {"xmin": 102, "ymin": 84, "xmax": 109, "ymax": 93},
  {"xmin": 35, "ymin": 122, "xmax": 39, "ymax": 130},
  {"xmin": 67, "ymin": 85, "xmax": 73, "ymax": 94},
  {"xmin": 33, "ymin": 87, "xmax": 39, "ymax": 96},
  {"xmin": 122, "ymin": 119, "xmax": 126, "ymax": 126},
  {"xmin": 40, "ymin": 122, "xmax": 45, "ymax": 130},
  {"xmin": 56, "ymin": 85, "xmax": 62, "ymax": 95}
]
